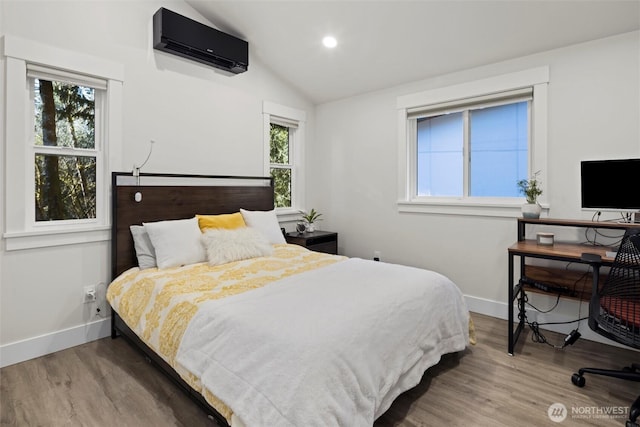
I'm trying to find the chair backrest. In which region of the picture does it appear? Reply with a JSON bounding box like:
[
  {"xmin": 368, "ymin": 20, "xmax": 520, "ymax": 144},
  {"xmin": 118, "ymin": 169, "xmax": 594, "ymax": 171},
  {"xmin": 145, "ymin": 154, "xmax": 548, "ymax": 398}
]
[{"xmin": 592, "ymin": 228, "xmax": 640, "ymax": 349}]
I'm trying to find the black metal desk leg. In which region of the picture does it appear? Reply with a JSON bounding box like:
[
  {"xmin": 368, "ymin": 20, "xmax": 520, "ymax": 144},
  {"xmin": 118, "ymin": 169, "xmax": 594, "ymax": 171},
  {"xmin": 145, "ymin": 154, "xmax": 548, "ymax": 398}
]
[{"xmin": 508, "ymin": 253, "xmax": 514, "ymax": 355}]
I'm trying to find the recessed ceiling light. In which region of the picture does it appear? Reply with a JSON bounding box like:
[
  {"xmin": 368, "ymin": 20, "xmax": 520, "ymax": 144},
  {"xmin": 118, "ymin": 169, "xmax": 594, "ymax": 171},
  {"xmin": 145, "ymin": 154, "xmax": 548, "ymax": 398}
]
[{"xmin": 322, "ymin": 36, "xmax": 337, "ymax": 48}]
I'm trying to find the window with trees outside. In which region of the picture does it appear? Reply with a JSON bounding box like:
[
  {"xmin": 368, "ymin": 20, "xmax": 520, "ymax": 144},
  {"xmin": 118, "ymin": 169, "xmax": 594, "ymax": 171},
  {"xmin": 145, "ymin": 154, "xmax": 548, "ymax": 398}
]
[
  {"xmin": 30, "ymin": 68, "xmax": 104, "ymax": 222},
  {"xmin": 270, "ymin": 123, "xmax": 293, "ymax": 208},
  {"xmin": 263, "ymin": 101, "xmax": 306, "ymax": 216},
  {"xmin": 3, "ymin": 35, "xmax": 123, "ymax": 250}
]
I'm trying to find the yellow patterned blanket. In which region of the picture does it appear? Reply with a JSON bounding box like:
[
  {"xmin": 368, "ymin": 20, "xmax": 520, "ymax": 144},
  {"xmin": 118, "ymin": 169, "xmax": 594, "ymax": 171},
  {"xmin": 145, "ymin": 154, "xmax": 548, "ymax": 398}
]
[{"xmin": 107, "ymin": 243, "xmax": 345, "ymax": 421}]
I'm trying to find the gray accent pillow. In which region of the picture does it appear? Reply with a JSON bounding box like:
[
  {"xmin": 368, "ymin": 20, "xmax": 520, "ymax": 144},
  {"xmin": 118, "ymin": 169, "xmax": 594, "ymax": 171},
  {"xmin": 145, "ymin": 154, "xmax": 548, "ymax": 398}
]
[{"xmin": 130, "ymin": 225, "xmax": 157, "ymax": 269}]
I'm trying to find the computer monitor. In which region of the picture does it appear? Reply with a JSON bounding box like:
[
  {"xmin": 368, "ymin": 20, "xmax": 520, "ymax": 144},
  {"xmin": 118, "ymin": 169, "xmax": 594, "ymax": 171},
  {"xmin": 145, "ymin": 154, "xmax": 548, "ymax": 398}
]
[{"xmin": 580, "ymin": 158, "xmax": 640, "ymax": 211}]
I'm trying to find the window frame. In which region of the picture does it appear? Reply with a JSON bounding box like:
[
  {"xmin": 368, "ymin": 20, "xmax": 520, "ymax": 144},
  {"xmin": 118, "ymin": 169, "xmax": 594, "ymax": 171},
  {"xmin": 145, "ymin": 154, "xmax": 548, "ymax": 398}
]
[
  {"xmin": 2, "ymin": 35, "xmax": 124, "ymax": 250},
  {"xmin": 397, "ymin": 67, "xmax": 550, "ymax": 217},
  {"xmin": 263, "ymin": 101, "xmax": 306, "ymax": 222}
]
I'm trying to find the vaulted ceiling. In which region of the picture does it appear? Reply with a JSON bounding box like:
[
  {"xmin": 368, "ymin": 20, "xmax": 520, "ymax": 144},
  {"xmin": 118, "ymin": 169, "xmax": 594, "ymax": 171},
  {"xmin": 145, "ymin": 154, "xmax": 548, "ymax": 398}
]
[{"xmin": 187, "ymin": 1, "xmax": 640, "ymax": 104}]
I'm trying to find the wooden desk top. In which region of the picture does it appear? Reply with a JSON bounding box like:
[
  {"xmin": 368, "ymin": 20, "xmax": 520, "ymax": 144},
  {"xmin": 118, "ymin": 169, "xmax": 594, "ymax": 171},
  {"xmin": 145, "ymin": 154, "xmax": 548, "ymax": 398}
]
[{"xmin": 509, "ymin": 240, "xmax": 615, "ymax": 264}]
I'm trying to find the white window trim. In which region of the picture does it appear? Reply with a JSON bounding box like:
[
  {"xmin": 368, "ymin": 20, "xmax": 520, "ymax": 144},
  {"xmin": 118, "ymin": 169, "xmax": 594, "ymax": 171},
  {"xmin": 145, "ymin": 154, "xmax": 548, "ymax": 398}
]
[
  {"xmin": 397, "ymin": 66, "xmax": 549, "ymax": 218},
  {"xmin": 263, "ymin": 101, "xmax": 306, "ymax": 222},
  {"xmin": 2, "ymin": 35, "xmax": 124, "ymax": 250}
]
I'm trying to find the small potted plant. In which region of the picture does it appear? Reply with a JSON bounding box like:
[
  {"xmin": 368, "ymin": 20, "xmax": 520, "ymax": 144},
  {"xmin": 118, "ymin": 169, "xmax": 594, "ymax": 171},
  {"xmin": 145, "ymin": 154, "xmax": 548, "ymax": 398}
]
[
  {"xmin": 299, "ymin": 208, "xmax": 322, "ymax": 232},
  {"xmin": 517, "ymin": 171, "xmax": 543, "ymax": 219}
]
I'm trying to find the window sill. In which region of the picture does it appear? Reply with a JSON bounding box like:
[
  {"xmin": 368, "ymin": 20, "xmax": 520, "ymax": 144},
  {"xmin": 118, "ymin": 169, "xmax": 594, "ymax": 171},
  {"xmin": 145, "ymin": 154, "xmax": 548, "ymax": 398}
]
[
  {"xmin": 275, "ymin": 207, "xmax": 302, "ymax": 223},
  {"xmin": 397, "ymin": 198, "xmax": 550, "ymax": 218},
  {"xmin": 3, "ymin": 225, "xmax": 110, "ymax": 251}
]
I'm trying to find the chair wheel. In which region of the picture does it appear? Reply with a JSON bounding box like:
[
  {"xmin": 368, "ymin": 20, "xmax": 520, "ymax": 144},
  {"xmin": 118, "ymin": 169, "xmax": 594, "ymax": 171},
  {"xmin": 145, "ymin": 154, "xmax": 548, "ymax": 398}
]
[{"xmin": 571, "ymin": 373, "xmax": 586, "ymax": 387}]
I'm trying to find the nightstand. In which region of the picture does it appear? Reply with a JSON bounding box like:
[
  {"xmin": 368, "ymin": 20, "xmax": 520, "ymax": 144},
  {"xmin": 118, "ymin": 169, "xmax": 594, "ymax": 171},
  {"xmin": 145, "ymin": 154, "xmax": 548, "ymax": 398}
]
[{"xmin": 285, "ymin": 231, "xmax": 338, "ymax": 255}]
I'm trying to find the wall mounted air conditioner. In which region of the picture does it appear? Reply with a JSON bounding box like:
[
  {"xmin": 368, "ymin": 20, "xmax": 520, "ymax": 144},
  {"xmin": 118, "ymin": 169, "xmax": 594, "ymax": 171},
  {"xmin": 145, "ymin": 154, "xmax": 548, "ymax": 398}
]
[{"xmin": 153, "ymin": 8, "xmax": 248, "ymax": 74}]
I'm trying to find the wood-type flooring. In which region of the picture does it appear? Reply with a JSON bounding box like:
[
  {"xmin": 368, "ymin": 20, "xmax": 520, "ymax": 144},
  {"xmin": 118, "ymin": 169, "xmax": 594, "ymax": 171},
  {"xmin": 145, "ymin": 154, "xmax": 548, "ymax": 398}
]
[{"xmin": 1, "ymin": 313, "xmax": 638, "ymax": 426}]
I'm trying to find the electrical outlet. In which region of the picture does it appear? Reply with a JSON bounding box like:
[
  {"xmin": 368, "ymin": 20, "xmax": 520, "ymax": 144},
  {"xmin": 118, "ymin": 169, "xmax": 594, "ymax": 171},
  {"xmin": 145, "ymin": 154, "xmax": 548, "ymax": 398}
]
[
  {"xmin": 95, "ymin": 282, "xmax": 108, "ymax": 317},
  {"xmin": 83, "ymin": 285, "xmax": 96, "ymax": 304}
]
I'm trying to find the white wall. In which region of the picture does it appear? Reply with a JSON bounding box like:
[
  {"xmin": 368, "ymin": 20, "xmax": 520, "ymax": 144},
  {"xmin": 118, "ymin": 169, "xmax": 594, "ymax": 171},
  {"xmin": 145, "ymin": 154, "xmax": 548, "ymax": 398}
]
[
  {"xmin": 0, "ymin": 0, "xmax": 314, "ymax": 366},
  {"xmin": 311, "ymin": 31, "xmax": 640, "ymax": 344}
]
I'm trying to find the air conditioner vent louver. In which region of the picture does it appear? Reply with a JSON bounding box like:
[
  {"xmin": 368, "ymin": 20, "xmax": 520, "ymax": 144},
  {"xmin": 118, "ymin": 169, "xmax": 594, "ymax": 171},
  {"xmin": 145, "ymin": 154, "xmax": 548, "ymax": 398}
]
[{"xmin": 162, "ymin": 41, "xmax": 243, "ymax": 73}]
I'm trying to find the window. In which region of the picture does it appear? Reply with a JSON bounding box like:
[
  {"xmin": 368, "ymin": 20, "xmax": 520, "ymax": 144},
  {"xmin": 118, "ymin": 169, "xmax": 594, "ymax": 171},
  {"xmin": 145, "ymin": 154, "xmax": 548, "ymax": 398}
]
[
  {"xmin": 29, "ymin": 66, "xmax": 105, "ymax": 223},
  {"xmin": 3, "ymin": 35, "xmax": 123, "ymax": 250},
  {"xmin": 263, "ymin": 101, "xmax": 306, "ymax": 218},
  {"xmin": 414, "ymin": 92, "xmax": 530, "ymax": 198},
  {"xmin": 269, "ymin": 122, "xmax": 294, "ymax": 208},
  {"xmin": 397, "ymin": 67, "xmax": 549, "ymax": 217}
]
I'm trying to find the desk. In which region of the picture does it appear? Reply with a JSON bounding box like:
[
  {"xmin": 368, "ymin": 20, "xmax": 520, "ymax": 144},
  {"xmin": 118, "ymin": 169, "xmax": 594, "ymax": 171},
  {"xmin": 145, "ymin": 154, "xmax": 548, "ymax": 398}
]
[{"xmin": 507, "ymin": 218, "xmax": 640, "ymax": 355}]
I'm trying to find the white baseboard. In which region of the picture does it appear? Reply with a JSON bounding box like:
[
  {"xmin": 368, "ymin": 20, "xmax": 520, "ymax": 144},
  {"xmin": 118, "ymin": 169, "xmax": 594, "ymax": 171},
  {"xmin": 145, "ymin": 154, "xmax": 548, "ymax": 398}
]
[
  {"xmin": 464, "ymin": 294, "xmax": 509, "ymax": 320},
  {"xmin": 0, "ymin": 317, "xmax": 111, "ymax": 368}
]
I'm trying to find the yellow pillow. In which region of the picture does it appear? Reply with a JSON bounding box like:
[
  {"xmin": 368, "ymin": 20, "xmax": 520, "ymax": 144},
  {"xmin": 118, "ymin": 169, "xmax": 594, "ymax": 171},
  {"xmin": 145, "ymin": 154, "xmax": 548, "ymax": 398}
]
[{"xmin": 196, "ymin": 212, "xmax": 246, "ymax": 231}]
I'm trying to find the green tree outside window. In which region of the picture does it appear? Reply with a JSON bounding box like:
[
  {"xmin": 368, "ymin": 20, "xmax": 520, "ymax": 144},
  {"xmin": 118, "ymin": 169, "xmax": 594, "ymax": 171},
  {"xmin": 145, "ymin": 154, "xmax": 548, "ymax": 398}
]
[{"xmin": 33, "ymin": 78, "xmax": 97, "ymax": 221}]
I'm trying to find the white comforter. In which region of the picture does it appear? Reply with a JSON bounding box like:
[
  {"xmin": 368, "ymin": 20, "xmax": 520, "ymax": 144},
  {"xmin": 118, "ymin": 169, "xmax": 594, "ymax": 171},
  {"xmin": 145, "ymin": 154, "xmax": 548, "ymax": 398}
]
[{"xmin": 176, "ymin": 258, "xmax": 469, "ymax": 426}]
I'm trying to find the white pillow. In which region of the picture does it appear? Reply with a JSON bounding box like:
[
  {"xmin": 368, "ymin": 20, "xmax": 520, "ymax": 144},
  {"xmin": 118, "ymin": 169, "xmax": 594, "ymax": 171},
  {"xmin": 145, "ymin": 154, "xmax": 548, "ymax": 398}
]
[
  {"xmin": 240, "ymin": 208, "xmax": 286, "ymax": 244},
  {"xmin": 130, "ymin": 225, "xmax": 157, "ymax": 269},
  {"xmin": 143, "ymin": 217, "xmax": 206, "ymax": 269},
  {"xmin": 202, "ymin": 227, "xmax": 273, "ymax": 266}
]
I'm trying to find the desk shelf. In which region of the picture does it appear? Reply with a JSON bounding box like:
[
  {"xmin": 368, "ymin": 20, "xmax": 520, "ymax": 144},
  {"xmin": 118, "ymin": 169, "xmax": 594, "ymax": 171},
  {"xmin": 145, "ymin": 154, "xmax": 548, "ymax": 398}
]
[{"xmin": 522, "ymin": 265, "xmax": 602, "ymax": 302}]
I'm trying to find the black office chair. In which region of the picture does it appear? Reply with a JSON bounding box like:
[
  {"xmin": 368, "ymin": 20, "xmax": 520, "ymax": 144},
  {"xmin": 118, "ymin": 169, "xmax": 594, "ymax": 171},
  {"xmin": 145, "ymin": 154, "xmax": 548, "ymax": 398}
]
[{"xmin": 571, "ymin": 228, "xmax": 640, "ymax": 427}]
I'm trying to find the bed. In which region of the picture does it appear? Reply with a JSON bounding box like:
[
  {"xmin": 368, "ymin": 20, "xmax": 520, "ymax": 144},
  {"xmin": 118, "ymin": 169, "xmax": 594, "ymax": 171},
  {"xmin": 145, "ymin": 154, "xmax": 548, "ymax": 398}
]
[{"xmin": 108, "ymin": 172, "xmax": 471, "ymax": 427}]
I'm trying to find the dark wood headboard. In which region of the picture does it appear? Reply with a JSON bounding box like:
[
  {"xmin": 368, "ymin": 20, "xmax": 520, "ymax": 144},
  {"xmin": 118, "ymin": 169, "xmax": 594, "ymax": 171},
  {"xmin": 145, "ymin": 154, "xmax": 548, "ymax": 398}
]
[{"xmin": 111, "ymin": 172, "xmax": 274, "ymax": 279}]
